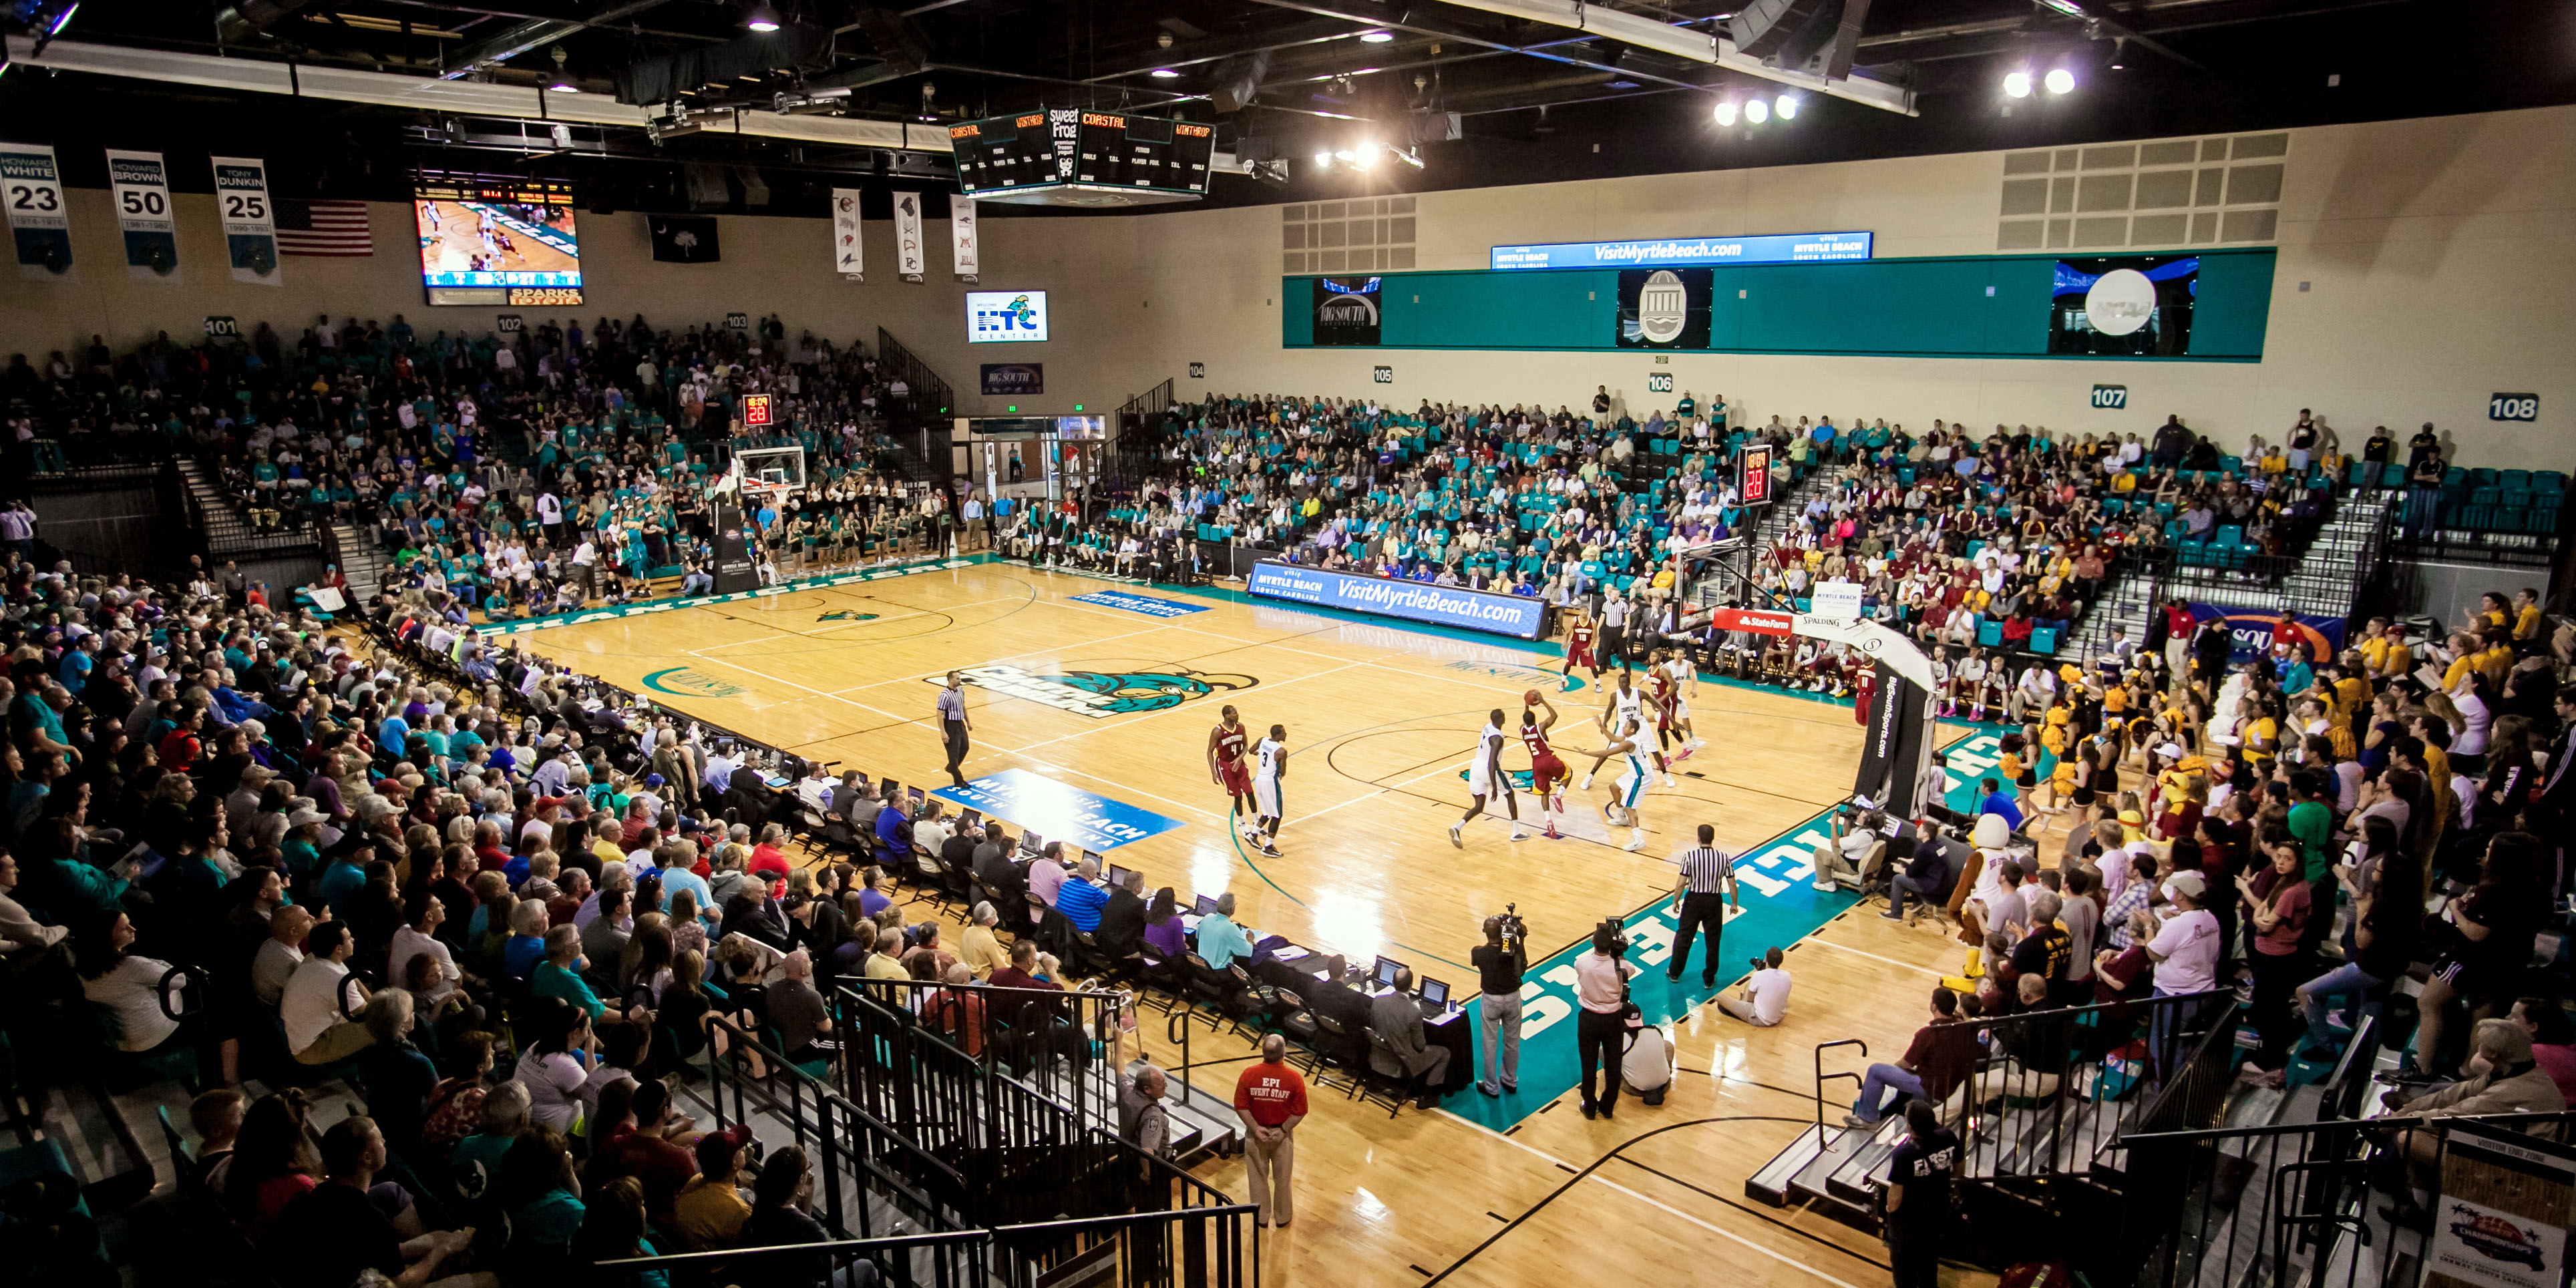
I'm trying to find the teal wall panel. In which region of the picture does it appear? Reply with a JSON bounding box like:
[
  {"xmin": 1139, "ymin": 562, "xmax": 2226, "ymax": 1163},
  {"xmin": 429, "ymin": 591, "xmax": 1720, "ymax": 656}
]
[
  {"xmin": 1283, "ymin": 248, "xmax": 2275, "ymax": 362},
  {"xmin": 2187, "ymin": 251, "xmax": 2275, "ymax": 359}
]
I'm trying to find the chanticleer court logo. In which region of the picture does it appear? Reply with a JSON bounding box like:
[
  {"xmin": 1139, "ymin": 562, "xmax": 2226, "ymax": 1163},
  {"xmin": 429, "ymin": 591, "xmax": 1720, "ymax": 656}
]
[
  {"xmin": 928, "ymin": 664, "xmax": 1256, "ymax": 719},
  {"xmin": 642, "ymin": 666, "xmax": 752, "ymax": 699}
]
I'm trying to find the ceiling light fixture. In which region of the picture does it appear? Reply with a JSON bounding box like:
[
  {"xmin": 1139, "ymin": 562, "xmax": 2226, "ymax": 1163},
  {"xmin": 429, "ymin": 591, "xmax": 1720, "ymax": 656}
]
[
  {"xmin": 2002, "ymin": 69, "xmax": 2034, "ymax": 97},
  {"xmin": 1314, "ymin": 150, "xmax": 1334, "ymax": 167},
  {"xmin": 2036, "ymin": 0, "xmax": 2086, "ymax": 15},
  {"xmin": 1744, "ymin": 97, "xmax": 1769, "ymax": 124},
  {"xmin": 1149, "ymin": 67, "xmax": 1179, "ymax": 79},
  {"xmin": 1358, "ymin": 29, "xmax": 1394, "ymax": 43},
  {"xmin": 743, "ymin": 3, "xmax": 781, "ymax": 32},
  {"xmin": 2044, "ymin": 67, "xmax": 2075, "ymax": 94},
  {"xmin": 2108, "ymin": 36, "xmax": 2128, "ymax": 69},
  {"xmin": 1774, "ymin": 92, "xmax": 1798, "ymax": 120},
  {"xmin": 1354, "ymin": 140, "xmax": 1381, "ymax": 166},
  {"xmin": 548, "ymin": 44, "xmax": 577, "ymax": 92},
  {"xmin": 1712, "ymin": 99, "xmax": 1737, "ymax": 127}
]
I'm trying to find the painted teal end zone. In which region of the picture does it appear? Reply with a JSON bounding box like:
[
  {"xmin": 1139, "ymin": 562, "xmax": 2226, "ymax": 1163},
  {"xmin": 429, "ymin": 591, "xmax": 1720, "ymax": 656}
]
[{"xmin": 1283, "ymin": 247, "xmax": 2274, "ymax": 362}]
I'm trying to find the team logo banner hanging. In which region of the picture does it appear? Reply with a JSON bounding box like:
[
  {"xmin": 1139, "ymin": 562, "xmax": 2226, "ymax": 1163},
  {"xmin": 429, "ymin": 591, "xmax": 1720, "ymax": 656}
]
[
  {"xmin": 951, "ymin": 196, "xmax": 979, "ymax": 278},
  {"xmin": 894, "ymin": 192, "xmax": 926, "ymax": 280},
  {"xmin": 830, "ymin": 188, "xmax": 863, "ymax": 279},
  {"xmin": 0, "ymin": 144, "xmax": 73, "ymax": 277},
  {"xmin": 210, "ymin": 156, "xmax": 281, "ymax": 285},
  {"xmin": 105, "ymin": 150, "xmax": 179, "ymax": 277}
]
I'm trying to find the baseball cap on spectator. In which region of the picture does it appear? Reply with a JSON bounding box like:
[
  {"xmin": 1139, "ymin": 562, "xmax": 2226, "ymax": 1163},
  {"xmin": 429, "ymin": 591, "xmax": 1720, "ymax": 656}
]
[
  {"xmin": 2163, "ymin": 871, "xmax": 2207, "ymax": 901},
  {"xmin": 694, "ymin": 1122, "xmax": 755, "ymax": 1177}
]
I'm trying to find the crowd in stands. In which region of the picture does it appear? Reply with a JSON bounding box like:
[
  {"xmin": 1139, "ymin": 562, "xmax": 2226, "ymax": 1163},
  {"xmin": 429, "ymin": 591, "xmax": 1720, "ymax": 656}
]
[
  {"xmin": 0, "ymin": 546, "xmax": 1077, "ymax": 1286},
  {"xmin": 1825, "ymin": 566, "xmax": 2571, "ymax": 1228},
  {"xmin": 1, "ymin": 315, "xmax": 964, "ymax": 620}
]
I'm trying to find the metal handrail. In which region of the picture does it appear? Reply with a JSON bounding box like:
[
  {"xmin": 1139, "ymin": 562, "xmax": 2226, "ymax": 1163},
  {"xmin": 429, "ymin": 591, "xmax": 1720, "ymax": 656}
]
[{"xmin": 1814, "ymin": 1038, "xmax": 1867, "ymax": 1135}]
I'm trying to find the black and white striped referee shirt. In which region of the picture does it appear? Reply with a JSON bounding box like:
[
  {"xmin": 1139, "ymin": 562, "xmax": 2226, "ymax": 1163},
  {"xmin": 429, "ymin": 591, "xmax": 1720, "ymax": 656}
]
[{"xmin": 1676, "ymin": 846, "xmax": 1733, "ymax": 895}]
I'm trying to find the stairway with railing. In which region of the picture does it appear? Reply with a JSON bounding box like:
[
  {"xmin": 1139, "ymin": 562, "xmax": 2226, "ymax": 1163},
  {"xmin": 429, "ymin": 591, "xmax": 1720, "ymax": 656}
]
[
  {"xmin": 614, "ymin": 1004, "xmax": 1257, "ymax": 1288},
  {"xmin": 1750, "ymin": 988, "xmax": 2237, "ymax": 1238},
  {"xmin": 2071, "ymin": 489, "xmax": 2396, "ymax": 659}
]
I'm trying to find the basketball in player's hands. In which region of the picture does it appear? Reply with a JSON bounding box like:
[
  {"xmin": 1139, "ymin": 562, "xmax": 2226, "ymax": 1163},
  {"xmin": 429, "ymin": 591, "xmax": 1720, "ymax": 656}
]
[{"xmin": 1523, "ymin": 688, "xmax": 1541, "ymax": 706}]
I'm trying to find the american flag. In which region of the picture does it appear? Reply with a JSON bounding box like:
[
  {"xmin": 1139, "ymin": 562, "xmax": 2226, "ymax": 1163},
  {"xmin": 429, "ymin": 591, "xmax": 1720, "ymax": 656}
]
[{"xmin": 273, "ymin": 198, "xmax": 373, "ymax": 257}]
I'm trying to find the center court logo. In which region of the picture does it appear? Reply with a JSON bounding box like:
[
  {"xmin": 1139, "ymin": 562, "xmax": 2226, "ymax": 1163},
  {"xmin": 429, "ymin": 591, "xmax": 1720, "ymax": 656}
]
[
  {"xmin": 932, "ymin": 664, "xmax": 1257, "ymax": 719},
  {"xmin": 642, "ymin": 666, "xmax": 751, "ymax": 699}
]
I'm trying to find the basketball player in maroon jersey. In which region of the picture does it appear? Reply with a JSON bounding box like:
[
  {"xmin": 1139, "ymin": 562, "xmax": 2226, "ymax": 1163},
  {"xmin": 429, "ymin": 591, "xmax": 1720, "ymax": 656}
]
[
  {"xmin": 1520, "ymin": 693, "xmax": 1569, "ymax": 840},
  {"xmin": 1208, "ymin": 705, "xmax": 1256, "ymax": 837}
]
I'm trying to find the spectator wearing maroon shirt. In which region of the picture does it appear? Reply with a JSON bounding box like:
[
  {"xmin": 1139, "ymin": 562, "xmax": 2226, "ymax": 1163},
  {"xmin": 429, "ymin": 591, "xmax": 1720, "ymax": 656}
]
[
  {"xmin": 1232, "ymin": 1034, "xmax": 1308, "ymax": 1228},
  {"xmin": 1845, "ymin": 988, "xmax": 1980, "ymax": 1126},
  {"xmin": 596, "ymin": 1079, "xmax": 701, "ymax": 1225}
]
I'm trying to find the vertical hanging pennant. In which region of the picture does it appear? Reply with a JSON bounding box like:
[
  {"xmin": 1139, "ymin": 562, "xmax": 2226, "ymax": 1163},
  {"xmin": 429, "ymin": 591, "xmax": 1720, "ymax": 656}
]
[
  {"xmin": 0, "ymin": 144, "xmax": 73, "ymax": 277},
  {"xmin": 210, "ymin": 156, "xmax": 282, "ymax": 286},
  {"xmin": 950, "ymin": 196, "xmax": 979, "ymax": 282},
  {"xmin": 830, "ymin": 188, "xmax": 864, "ymax": 280},
  {"xmin": 893, "ymin": 190, "xmax": 925, "ymax": 281},
  {"xmin": 105, "ymin": 150, "xmax": 179, "ymax": 278}
]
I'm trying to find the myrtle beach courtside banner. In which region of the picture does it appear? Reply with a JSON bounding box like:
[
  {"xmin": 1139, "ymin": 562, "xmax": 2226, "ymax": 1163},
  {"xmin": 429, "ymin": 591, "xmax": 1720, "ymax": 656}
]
[
  {"xmin": 0, "ymin": 143, "xmax": 73, "ymax": 276},
  {"xmin": 210, "ymin": 156, "xmax": 281, "ymax": 285},
  {"xmin": 105, "ymin": 150, "xmax": 178, "ymax": 277}
]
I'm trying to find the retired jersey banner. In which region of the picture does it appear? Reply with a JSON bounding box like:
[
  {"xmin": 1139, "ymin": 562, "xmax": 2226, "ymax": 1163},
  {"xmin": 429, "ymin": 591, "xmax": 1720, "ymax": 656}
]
[
  {"xmin": 105, "ymin": 150, "xmax": 179, "ymax": 277},
  {"xmin": 950, "ymin": 195, "xmax": 979, "ymax": 278},
  {"xmin": 210, "ymin": 156, "xmax": 281, "ymax": 284},
  {"xmin": 830, "ymin": 188, "xmax": 863, "ymax": 278},
  {"xmin": 893, "ymin": 191, "xmax": 926, "ymax": 279},
  {"xmin": 0, "ymin": 143, "xmax": 73, "ymax": 276}
]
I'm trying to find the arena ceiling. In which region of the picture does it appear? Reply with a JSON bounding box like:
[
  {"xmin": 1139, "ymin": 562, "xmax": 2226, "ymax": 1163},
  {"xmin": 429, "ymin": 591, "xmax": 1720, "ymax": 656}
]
[{"xmin": 1, "ymin": 0, "xmax": 2571, "ymax": 215}]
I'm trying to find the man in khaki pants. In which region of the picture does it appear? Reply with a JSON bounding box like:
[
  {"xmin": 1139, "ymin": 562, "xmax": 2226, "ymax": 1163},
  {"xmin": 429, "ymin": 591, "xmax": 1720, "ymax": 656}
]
[{"xmin": 1232, "ymin": 1033, "xmax": 1309, "ymax": 1227}]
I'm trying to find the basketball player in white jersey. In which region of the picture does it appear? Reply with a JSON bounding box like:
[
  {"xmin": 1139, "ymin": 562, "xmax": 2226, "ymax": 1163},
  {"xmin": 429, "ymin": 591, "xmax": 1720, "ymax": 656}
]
[
  {"xmin": 1564, "ymin": 714, "xmax": 1653, "ymax": 851},
  {"xmin": 1250, "ymin": 723, "xmax": 1288, "ymax": 857},
  {"xmin": 1451, "ymin": 707, "xmax": 1527, "ymax": 847},
  {"xmin": 1580, "ymin": 668, "xmax": 1674, "ymax": 790}
]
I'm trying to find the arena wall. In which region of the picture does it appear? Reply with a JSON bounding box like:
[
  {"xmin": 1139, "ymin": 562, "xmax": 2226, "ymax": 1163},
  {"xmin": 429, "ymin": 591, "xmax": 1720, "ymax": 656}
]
[{"xmin": 0, "ymin": 104, "xmax": 2567, "ymax": 467}]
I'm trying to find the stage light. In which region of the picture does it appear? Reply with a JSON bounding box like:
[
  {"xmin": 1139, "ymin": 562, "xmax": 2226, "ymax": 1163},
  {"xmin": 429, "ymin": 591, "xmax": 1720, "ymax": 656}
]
[
  {"xmin": 1333, "ymin": 148, "xmax": 1356, "ymax": 162},
  {"xmin": 1712, "ymin": 99, "xmax": 1736, "ymax": 127},
  {"xmin": 1744, "ymin": 97, "xmax": 1768, "ymax": 124},
  {"xmin": 1314, "ymin": 150, "xmax": 1334, "ymax": 166},
  {"xmin": 1359, "ymin": 29, "xmax": 1395, "ymax": 43},
  {"xmin": 1774, "ymin": 93, "xmax": 1798, "ymax": 120},
  {"xmin": 2044, "ymin": 67, "xmax": 2076, "ymax": 94},
  {"xmin": 743, "ymin": 3, "xmax": 781, "ymax": 31},
  {"xmin": 1149, "ymin": 67, "xmax": 1179, "ymax": 79},
  {"xmin": 1354, "ymin": 140, "xmax": 1381, "ymax": 166},
  {"xmin": 2002, "ymin": 69, "xmax": 2033, "ymax": 97}
]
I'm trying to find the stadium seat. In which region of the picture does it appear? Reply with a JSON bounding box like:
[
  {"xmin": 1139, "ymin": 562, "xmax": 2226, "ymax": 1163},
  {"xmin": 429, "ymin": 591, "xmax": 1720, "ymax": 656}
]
[{"xmin": 1976, "ymin": 620, "xmax": 2004, "ymax": 648}]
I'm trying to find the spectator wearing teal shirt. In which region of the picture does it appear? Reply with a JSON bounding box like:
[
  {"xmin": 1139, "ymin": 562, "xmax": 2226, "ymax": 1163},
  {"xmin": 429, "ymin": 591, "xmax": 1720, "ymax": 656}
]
[
  {"xmin": 57, "ymin": 634, "xmax": 96, "ymax": 696},
  {"xmin": 1195, "ymin": 891, "xmax": 1254, "ymax": 971},
  {"xmin": 311, "ymin": 839, "xmax": 373, "ymax": 919},
  {"xmin": 531, "ymin": 927, "xmax": 612, "ymax": 1023}
]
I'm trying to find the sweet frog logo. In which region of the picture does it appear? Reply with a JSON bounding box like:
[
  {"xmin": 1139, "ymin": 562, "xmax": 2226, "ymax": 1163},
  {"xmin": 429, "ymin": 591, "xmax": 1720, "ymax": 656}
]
[
  {"xmin": 932, "ymin": 664, "xmax": 1257, "ymax": 719},
  {"xmin": 642, "ymin": 667, "xmax": 751, "ymax": 699},
  {"xmin": 2447, "ymin": 1206, "xmax": 2549, "ymax": 1270}
]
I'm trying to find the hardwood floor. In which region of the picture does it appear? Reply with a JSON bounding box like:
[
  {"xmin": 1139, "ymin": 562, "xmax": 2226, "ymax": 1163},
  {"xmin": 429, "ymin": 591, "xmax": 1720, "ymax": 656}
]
[{"xmin": 511, "ymin": 560, "xmax": 1994, "ymax": 1288}]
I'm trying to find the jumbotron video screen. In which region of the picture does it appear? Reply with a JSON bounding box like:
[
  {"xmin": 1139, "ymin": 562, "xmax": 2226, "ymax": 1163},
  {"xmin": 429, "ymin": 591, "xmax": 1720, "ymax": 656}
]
[{"xmin": 413, "ymin": 172, "xmax": 582, "ymax": 304}]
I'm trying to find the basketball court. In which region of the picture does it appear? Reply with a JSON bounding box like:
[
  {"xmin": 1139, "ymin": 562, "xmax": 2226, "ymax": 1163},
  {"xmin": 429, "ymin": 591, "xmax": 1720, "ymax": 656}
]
[{"xmin": 508, "ymin": 556, "xmax": 1996, "ymax": 1288}]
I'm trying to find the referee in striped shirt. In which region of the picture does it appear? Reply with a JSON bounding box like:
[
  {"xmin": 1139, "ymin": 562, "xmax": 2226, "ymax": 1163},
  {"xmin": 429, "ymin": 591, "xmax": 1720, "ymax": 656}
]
[{"xmin": 1668, "ymin": 824, "xmax": 1738, "ymax": 988}]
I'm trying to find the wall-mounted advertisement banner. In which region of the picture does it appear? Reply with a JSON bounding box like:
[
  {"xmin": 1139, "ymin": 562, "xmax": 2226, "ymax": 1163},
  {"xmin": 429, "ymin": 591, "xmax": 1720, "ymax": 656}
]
[
  {"xmin": 830, "ymin": 188, "xmax": 863, "ymax": 278},
  {"xmin": 951, "ymin": 195, "xmax": 979, "ymax": 278},
  {"xmin": 2424, "ymin": 1121, "xmax": 2576, "ymax": 1288},
  {"xmin": 1246, "ymin": 560, "xmax": 1548, "ymax": 639},
  {"xmin": 1312, "ymin": 276, "xmax": 1381, "ymax": 346},
  {"xmin": 105, "ymin": 150, "xmax": 178, "ymax": 278},
  {"xmin": 2189, "ymin": 602, "xmax": 2346, "ymax": 666},
  {"xmin": 0, "ymin": 143, "xmax": 73, "ymax": 277},
  {"xmin": 980, "ymin": 363, "xmax": 1043, "ymax": 395},
  {"xmin": 210, "ymin": 155, "xmax": 281, "ymax": 285},
  {"xmin": 1616, "ymin": 266, "xmax": 1711, "ymax": 349},
  {"xmin": 1491, "ymin": 230, "xmax": 1872, "ymax": 271}
]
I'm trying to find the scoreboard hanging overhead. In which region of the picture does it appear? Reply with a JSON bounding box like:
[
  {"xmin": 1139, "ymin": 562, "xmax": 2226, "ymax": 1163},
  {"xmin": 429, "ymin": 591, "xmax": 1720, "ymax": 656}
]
[{"xmin": 948, "ymin": 108, "xmax": 1216, "ymax": 208}]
